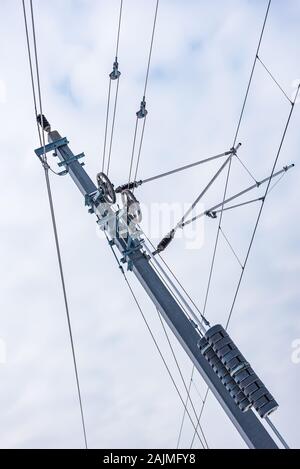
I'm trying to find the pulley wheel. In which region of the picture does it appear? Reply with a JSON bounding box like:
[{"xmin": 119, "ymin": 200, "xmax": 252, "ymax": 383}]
[
  {"xmin": 96, "ymin": 172, "xmax": 116, "ymax": 204},
  {"xmin": 121, "ymin": 189, "xmax": 142, "ymax": 224}
]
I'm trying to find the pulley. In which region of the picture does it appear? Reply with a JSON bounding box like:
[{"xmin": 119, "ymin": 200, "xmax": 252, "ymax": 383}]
[
  {"xmin": 121, "ymin": 189, "xmax": 142, "ymax": 224},
  {"xmin": 96, "ymin": 172, "xmax": 116, "ymax": 204}
]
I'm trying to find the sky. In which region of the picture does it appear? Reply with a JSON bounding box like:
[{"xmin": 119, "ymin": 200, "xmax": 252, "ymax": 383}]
[{"xmin": 0, "ymin": 0, "xmax": 300, "ymax": 449}]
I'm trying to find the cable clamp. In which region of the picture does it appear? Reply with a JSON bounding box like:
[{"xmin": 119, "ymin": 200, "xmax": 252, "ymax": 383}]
[
  {"xmin": 230, "ymin": 142, "xmax": 242, "ymax": 156},
  {"xmin": 202, "ymin": 316, "xmax": 210, "ymax": 327},
  {"xmin": 189, "ymin": 319, "xmax": 199, "ymax": 330},
  {"xmin": 206, "ymin": 211, "xmax": 217, "ymax": 219}
]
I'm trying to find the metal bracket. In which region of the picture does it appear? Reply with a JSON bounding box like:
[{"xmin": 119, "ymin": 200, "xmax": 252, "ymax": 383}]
[
  {"xmin": 85, "ymin": 190, "xmax": 98, "ymax": 207},
  {"xmin": 57, "ymin": 152, "xmax": 85, "ymax": 167},
  {"xmin": 85, "ymin": 190, "xmax": 105, "ymax": 214},
  {"xmin": 230, "ymin": 142, "xmax": 242, "ymax": 156},
  {"xmin": 120, "ymin": 237, "xmax": 143, "ymax": 269},
  {"xmin": 57, "ymin": 169, "xmax": 69, "ymax": 176},
  {"xmin": 34, "ymin": 137, "xmax": 69, "ymax": 157}
]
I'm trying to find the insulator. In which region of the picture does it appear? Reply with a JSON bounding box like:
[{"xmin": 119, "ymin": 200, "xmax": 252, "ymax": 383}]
[
  {"xmin": 109, "ymin": 59, "xmax": 121, "ymax": 80},
  {"xmin": 198, "ymin": 336, "xmax": 252, "ymax": 412},
  {"xmin": 153, "ymin": 229, "xmax": 175, "ymax": 255},
  {"xmin": 115, "ymin": 181, "xmax": 142, "ymax": 193},
  {"xmin": 204, "ymin": 324, "xmax": 278, "ymax": 418},
  {"xmin": 136, "ymin": 97, "xmax": 148, "ymax": 119},
  {"xmin": 37, "ymin": 114, "xmax": 51, "ymax": 132}
]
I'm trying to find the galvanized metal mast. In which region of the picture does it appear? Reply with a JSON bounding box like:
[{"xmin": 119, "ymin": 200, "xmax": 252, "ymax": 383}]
[{"xmin": 35, "ymin": 122, "xmax": 279, "ymax": 449}]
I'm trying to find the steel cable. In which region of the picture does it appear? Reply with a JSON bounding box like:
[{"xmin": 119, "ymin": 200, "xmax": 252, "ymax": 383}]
[{"xmin": 22, "ymin": 0, "xmax": 88, "ymax": 449}]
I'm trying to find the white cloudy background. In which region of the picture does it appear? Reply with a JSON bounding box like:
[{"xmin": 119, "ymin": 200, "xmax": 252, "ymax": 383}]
[{"xmin": 0, "ymin": 0, "xmax": 299, "ymax": 449}]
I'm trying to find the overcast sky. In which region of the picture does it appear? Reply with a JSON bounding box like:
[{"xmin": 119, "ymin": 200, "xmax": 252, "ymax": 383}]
[{"xmin": 0, "ymin": 0, "xmax": 299, "ymax": 449}]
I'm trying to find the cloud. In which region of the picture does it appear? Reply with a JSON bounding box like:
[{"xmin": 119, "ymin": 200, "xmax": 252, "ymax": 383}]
[
  {"xmin": 0, "ymin": 79, "xmax": 6, "ymax": 104},
  {"xmin": 0, "ymin": 0, "xmax": 299, "ymax": 449}
]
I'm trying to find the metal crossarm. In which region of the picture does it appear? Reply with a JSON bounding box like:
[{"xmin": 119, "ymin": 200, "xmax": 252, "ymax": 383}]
[
  {"xmin": 34, "ymin": 137, "xmax": 69, "ymax": 157},
  {"xmin": 181, "ymin": 164, "xmax": 295, "ymax": 227}
]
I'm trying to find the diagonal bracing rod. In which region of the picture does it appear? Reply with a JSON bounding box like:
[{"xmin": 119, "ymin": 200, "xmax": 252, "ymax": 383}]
[
  {"xmin": 143, "ymin": 149, "xmax": 233, "ymax": 185},
  {"xmin": 176, "ymin": 155, "xmax": 232, "ymax": 230},
  {"xmin": 181, "ymin": 164, "xmax": 295, "ymax": 227},
  {"xmin": 153, "ymin": 145, "xmax": 241, "ymax": 254},
  {"xmin": 115, "ymin": 148, "xmax": 236, "ymax": 192},
  {"xmin": 212, "ymin": 197, "xmax": 264, "ymax": 216}
]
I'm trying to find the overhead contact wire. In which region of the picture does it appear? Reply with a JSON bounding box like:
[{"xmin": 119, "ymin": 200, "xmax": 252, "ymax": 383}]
[
  {"xmin": 189, "ymin": 0, "xmax": 272, "ymax": 446},
  {"xmin": 129, "ymin": 0, "xmax": 160, "ymax": 185}
]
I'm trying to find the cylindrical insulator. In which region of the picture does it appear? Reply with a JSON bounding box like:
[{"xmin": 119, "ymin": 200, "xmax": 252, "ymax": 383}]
[
  {"xmin": 204, "ymin": 324, "xmax": 278, "ymax": 418},
  {"xmin": 198, "ymin": 337, "xmax": 252, "ymax": 412},
  {"xmin": 115, "ymin": 181, "xmax": 141, "ymax": 193},
  {"xmin": 37, "ymin": 114, "xmax": 51, "ymax": 132},
  {"xmin": 155, "ymin": 229, "xmax": 175, "ymax": 255}
]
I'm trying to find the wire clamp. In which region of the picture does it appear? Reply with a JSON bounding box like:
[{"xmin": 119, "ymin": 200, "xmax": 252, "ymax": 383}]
[
  {"xmin": 283, "ymin": 164, "xmax": 294, "ymax": 172},
  {"xmin": 189, "ymin": 319, "xmax": 199, "ymax": 329},
  {"xmin": 136, "ymin": 97, "xmax": 148, "ymax": 119},
  {"xmin": 206, "ymin": 211, "xmax": 217, "ymax": 219},
  {"xmin": 109, "ymin": 58, "xmax": 121, "ymax": 80},
  {"xmin": 230, "ymin": 142, "xmax": 242, "ymax": 156}
]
